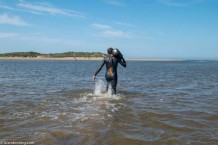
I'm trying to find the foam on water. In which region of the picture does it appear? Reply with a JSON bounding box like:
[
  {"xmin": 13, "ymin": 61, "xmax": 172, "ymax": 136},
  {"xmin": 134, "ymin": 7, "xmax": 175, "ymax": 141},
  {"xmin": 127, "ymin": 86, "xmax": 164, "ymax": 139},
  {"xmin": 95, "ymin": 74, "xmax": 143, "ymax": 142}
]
[
  {"xmin": 78, "ymin": 80, "xmax": 124, "ymax": 123},
  {"xmin": 93, "ymin": 79, "xmax": 121, "ymax": 100},
  {"xmin": 7, "ymin": 79, "xmax": 125, "ymax": 125},
  {"xmin": 94, "ymin": 79, "xmax": 106, "ymax": 95}
]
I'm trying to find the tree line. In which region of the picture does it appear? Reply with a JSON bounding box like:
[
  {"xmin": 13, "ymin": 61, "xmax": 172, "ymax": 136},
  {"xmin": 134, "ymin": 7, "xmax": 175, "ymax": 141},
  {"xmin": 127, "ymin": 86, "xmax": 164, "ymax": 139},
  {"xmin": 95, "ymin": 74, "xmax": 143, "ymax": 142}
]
[{"xmin": 0, "ymin": 51, "xmax": 106, "ymax": 58}]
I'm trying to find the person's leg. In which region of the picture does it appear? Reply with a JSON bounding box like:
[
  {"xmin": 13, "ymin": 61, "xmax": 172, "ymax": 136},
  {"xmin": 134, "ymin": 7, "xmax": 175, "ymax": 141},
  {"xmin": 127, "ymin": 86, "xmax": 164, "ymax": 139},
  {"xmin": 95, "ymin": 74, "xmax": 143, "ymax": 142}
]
[
  {"xmin": 106, "ymin": 81, "xmax": 109, "ymax": 92},
  {"xmin": 111, "ymin": 79, "xmax": 117, "ymax": 94},
  {"xmin": 105, "ymin": 76, "xmax": 111, "ymax": 93},
  {"xmin": 105, "ymin": 73, "xmax": 117, "ymax": 94}
]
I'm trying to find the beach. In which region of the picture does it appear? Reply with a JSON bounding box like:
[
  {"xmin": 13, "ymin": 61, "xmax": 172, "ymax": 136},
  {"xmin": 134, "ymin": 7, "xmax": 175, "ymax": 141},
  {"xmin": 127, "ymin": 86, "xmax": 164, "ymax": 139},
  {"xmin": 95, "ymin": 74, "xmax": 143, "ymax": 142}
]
[{"xmin": 0, "ymin": 56, "xmax": 103, "ymax": 61}]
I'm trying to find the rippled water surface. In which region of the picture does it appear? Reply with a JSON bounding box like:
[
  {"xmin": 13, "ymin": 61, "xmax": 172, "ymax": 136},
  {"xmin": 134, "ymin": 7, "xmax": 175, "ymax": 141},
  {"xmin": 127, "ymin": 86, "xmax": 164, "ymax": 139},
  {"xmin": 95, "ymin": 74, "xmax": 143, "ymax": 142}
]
[{"xmin": 0, "ymin": 60, "xmax": 218, "ymax": 145}]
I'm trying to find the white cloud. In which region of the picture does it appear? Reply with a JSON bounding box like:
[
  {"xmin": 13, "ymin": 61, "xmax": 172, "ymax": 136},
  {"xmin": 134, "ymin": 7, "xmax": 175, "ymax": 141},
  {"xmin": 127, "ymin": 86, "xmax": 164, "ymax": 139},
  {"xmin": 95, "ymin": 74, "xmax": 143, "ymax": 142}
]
[
  {"xmin": 91, "ymin": 22, "xmax": 133, "ymax": 38},
  {"xmin": 17, "ymin": 2, "xmax": 85, "ymax": 18},
  {"xmin": 0, "ymin": 14, "xmax": 28, "ymax": 26},
  {"xmin": 105, "ymin": 0, "xmax": 126, "ymax": 7},
  {"xmin": 0, "ymin": 32, "xmax": 82, "ymax": 51},
  {"xmin": 0, "ymin": 32, "xmax": 20, "ymax": 38},
  {"xmin": 0, "ymin": 4, "xmax": 15, "ymax": 10},
  {"xmin": 115, "ymin": 21, "xmax": 135, "ymax": 27},
  {"xmin": 101, "ymin": 30, "xmax": 132, "ymax": 38},
  {"xmin": 158, "ymin": 0, "xmax": 204, "ymax": 7},
  {"xmin": 0, "ymin": 3, "xmax": 45, "ymax": 15},
  {"xmin": 22, "ymin": 36, "xmax": 75, "ymax": 44},
  {"xmin": 158, "ymin": 0, "xmax": 186, "ymax": 6},
  {"xmin": 92, "ymin": 23, "xmax": 112, "ymax": 29}
]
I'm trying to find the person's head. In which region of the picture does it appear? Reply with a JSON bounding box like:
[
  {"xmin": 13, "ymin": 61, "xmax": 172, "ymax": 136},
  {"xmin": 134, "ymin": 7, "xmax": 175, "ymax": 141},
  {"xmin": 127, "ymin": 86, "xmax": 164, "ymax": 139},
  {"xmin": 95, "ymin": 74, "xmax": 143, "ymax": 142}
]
[{"xmin": 107, "ymin": 47, "xmax": 113, "ymax": 54}]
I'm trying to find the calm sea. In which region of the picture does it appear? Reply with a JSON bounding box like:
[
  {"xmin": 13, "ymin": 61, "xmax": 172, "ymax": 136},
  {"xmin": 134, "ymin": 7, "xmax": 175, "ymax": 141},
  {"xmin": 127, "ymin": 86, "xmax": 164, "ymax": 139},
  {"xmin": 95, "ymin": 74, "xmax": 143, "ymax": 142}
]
[{"xmin": 0, "ymin": 60, "xmax": 218, "ymax": 145}]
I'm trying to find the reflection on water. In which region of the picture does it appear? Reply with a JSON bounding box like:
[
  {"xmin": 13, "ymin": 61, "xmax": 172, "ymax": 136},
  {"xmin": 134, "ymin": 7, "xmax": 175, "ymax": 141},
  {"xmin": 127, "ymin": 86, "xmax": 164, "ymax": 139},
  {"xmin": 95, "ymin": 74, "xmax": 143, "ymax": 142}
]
[{"xmin": 0, "ymin": 60, "xmax": 218, "ymax": 145}]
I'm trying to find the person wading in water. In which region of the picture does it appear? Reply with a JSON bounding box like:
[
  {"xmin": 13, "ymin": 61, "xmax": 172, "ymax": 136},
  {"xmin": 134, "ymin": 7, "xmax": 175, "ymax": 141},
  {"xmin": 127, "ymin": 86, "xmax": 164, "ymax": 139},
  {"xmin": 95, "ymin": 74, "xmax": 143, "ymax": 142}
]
[{"xmin": 93, "ymin": 48, "xmax": 126, "ymax": 94}]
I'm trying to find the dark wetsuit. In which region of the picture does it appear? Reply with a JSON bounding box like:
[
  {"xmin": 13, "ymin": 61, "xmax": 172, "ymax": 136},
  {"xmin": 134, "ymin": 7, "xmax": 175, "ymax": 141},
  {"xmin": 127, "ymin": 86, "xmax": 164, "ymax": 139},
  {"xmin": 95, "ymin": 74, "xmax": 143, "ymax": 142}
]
[{"xmin": 94, "ymin": 55, "xmax": 126, "ymax": 94}]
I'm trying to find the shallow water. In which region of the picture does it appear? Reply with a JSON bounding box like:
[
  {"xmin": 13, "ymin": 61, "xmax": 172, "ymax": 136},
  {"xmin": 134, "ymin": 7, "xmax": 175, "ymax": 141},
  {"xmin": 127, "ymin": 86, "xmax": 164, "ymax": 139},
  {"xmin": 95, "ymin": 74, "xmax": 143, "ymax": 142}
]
[{"xmin": 0, "ymin": 60, "xmax": 218, "ymax": 145}]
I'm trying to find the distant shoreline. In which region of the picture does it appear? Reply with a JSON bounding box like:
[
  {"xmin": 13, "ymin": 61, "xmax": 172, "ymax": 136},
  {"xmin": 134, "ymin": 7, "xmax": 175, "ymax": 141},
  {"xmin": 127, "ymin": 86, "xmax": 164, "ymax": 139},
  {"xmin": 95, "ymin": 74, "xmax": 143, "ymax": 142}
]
[
  {"xmin": 0, "ymin": 56, "xmax": 102, "ymax": 61},
  {"xmin": 0, "ymin": 56, "xmax": 181, "ymax": 61}
]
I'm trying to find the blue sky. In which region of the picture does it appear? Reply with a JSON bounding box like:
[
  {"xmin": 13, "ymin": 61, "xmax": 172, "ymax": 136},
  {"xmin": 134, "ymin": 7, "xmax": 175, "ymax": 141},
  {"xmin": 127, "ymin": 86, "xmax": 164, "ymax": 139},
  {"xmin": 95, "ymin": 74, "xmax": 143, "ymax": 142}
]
[{"xmin": 0, "ymin": 0, "xmax": 217, "ymax": 59}]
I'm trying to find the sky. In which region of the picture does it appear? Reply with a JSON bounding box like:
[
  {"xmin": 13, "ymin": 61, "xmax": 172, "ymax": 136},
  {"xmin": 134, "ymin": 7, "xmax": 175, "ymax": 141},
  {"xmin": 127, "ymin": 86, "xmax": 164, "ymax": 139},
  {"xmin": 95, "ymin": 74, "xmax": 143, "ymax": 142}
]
[{"xmin": 0, "ymin": 0, "xmax": 218, "ymax": 60}]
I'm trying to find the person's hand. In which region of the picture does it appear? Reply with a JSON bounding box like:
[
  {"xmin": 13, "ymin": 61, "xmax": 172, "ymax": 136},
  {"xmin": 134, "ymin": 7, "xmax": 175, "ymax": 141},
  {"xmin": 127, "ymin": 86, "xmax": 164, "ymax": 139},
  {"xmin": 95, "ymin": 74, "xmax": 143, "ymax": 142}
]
[{"xmin": 92, "ymin": 75, "xmax": 96, "ymax": 81}]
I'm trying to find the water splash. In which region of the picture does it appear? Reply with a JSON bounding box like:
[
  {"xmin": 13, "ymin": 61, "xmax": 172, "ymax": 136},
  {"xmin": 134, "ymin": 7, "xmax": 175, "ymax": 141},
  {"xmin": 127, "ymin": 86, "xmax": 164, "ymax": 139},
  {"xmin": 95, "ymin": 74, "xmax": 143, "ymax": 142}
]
[
  {"xmin": 94, "ymin": 79, "xmax": 106, "ymax": 95},
  {"xmin": 107, "ymin": 85, "xmax": 113, "ymax": 96},
  {"xmin": 94, "ymin": 79, "xmax": 116, "ymax": 98}
]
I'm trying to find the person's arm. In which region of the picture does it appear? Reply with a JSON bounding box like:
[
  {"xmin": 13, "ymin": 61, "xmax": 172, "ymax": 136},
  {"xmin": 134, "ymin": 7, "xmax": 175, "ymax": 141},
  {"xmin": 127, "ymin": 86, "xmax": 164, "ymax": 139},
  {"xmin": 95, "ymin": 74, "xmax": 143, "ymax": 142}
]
[
  {"xmin": 93, "ymin": 59, "xmax": 105, "ymax": 81},
  {"xmin": 118, "ymin": 57, "xmax": 126, "ymax": 67}
]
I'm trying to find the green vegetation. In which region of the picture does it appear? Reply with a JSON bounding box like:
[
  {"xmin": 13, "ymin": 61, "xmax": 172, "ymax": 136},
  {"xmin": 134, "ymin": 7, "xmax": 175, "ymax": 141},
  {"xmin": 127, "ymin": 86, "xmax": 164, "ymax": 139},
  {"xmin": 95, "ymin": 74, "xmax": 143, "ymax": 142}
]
[
  {"xmin": 0, "ymin": 51, "xmax": 106, "ymax": 58},
  {"xmin": 0, "ymin": 51, "xmax": 41, "ymax": 57}
]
